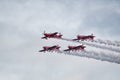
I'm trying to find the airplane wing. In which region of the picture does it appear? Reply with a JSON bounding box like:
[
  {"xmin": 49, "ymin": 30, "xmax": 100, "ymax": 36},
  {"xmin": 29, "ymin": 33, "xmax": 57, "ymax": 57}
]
[
  {"xmin": 41, "ymin": 36, "xmax": 47, "ymax": 39},
  {"xmin": 39, "ymin": 50, "xmax": 46, "ymax": 52},
  {"xmin": 64, "ymin": 46, "xmax": 78, "ymax": 51},
  {"xmin": 73, "ymin": 46, "xmax": 81, "ymax": 49},
  {"xmin": 47, "ymin": 46, "xmax": 56, "ymax": 50},
  {"xmin": 50, "ymin": 32, "xmax": 58, "ymax": 36},
  {"xmin": 71, "ymin": 46, "xmax": 82, "ymax": 50},
  {"xmin": 64, "ymin": 49, "xmax": 71, "ymax": 51},
  {"xmin": 72, "ymin": 39, "xmax": 79, "ymax": 41}
]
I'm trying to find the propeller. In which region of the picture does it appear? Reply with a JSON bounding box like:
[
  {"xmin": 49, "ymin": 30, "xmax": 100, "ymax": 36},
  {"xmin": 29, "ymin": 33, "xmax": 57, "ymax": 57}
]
[
  {"xmin": 43, "ymin": 31, "xmax": 45, "ymax": 35},
  {"xmin": 42, "ymin": 31, "xmax": 46, "ymax": 36},
  {"xmin": 91, "ymin": 33, "xmax": 93, "ymax": 36},
  {"xmin": 59, "ymin": 33, "xmax": 63, "ymax": 36},
  {"xmin": 59, "ymin": 33, "xmax": 61, "ymax": 35}
]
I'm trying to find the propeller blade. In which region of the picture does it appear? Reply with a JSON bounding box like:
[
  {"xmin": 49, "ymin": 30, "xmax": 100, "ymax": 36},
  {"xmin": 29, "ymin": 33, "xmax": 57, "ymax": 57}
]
[{"xmin": 42, "ymin": 31, "xmax": 45, "ymax": 35}]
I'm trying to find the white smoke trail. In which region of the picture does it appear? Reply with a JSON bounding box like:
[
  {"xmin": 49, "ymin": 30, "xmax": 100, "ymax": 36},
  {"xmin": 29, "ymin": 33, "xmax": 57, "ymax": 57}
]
[
  {"xmin": 115, "ymin": 41, "xmax": 120, "ymax": 43},
  {"xmin": 93, "ymin": 39, "xmax": 120, "ymax": 47},
  {"xmin": 59, "ymin": 38, "xmax": 120, "ymax": 53},
  {"xmin": 115, "ymin": 41, "xmax": 120, "ymax": 46},
  {"xmin": 56, "ymin": 50, "xmax": 120, "ymax": 64}
]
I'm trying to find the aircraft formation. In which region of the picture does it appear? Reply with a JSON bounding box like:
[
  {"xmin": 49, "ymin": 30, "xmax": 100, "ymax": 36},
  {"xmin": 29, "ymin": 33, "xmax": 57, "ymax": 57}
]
[
  {"xmin": 39, "ymin": 31, "xmax": 120, "ymax": 64},
  {"xmin": 39, "ymin": 31, "xmax": 94, "ymax": 52}
]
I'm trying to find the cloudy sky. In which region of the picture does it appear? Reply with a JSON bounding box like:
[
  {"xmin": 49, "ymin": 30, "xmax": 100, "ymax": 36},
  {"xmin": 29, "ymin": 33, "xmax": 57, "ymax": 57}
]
[{"xmin": 0, "ymin": 0, "xmax": 120, "ymax": 80}]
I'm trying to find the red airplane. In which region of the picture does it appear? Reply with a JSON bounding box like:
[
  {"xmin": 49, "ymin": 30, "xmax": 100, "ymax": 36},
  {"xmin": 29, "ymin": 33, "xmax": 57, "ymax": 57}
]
[
  {"xmin": 39, "ymin": 45, "xmax": 60, "ymax": 52},
  {"xmin": 41, "ymin": 31, "xmax": 63, "ymax": 39},
  {"xmin": 73, "ymin": 34, "xmax": 95, "ymax": 41},
  {"xmin": 64, "ymin": 44, "xmax": 86, "ymax": 51}
]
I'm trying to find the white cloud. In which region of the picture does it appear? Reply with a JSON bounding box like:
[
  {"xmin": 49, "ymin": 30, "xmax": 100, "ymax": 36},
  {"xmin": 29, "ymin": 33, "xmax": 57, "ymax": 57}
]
[{"xmin": 0, "ymin": 0, "xmax": 120, "ymax": 80}]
